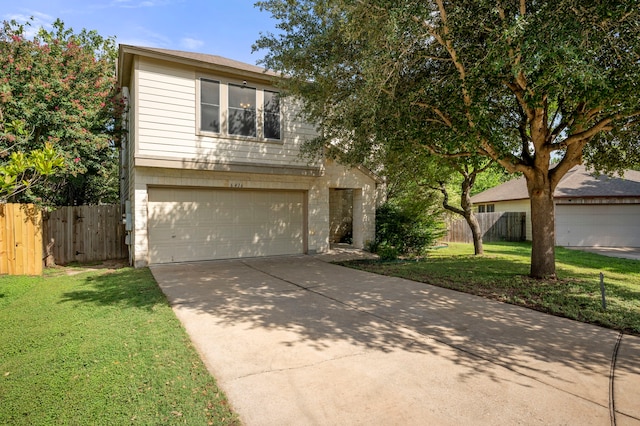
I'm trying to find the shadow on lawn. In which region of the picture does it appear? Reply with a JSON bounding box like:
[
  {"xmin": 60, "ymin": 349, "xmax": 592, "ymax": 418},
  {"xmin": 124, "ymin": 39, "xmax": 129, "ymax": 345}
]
[{"xmin": 59, "ymin": 267, "xmax": 166, "ymax": 311}]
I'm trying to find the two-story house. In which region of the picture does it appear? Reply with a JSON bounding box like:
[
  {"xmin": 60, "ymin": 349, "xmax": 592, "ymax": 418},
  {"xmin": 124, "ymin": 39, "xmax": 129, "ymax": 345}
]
[{"xmin": 117, "ymin": 45, "xmax": 379, "ymax": 267}]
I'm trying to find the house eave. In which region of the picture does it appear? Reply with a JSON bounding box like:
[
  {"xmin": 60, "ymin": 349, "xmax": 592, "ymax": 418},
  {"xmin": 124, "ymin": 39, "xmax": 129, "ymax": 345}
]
[
  {"xmin": 117, "ymin": 44, "xmax": 278, "ymax": 88},
  {"xmin": 134, "ymin": 155, "xmax": 323, "ymax": 177}
]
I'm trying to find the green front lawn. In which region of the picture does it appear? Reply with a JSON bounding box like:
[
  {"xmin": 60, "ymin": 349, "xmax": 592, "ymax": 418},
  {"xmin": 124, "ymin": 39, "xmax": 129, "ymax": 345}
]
[
  {"xmin": 0, "ymin": 266, "xmax": 238, "ymax": 425},
  {"xmin": 338, "ymin": 242, "xmax": 640, "ymax": 335}
]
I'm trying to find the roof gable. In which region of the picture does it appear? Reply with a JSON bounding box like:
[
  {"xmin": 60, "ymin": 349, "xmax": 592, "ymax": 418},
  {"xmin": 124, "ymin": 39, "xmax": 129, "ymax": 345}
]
[
  {"xmin": 471, "ymin": 165, "xmax": 640, "ymax": 203},
  {"xmin": 118, "ymin": 45, "xmax": 278, "ymax": 87}
]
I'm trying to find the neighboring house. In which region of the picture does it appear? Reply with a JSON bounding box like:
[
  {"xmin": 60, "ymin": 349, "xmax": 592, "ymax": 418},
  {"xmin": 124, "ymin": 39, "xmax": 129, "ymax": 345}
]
[
  {"xmin": 471, "ymin": 165, "xmax": 640, "ymax": 247},
  {"xmin": 117, "ymin": 45, "xmax": 379, "ymax": 267}
]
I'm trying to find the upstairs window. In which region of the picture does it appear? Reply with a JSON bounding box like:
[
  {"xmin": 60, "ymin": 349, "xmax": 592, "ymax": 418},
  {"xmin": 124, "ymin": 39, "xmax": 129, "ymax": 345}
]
[
  {"xmin": 198, "ymin": 78, "xmax": 282, "ymax": 141},
  {"xmin": 264, "ymin": 90, "xmax": 281, "ymax": 140},
  {"xmin": 200, "ymin": 79, "xmax": 220, "ymax": 133},
  {"xmin": 228, "ymin": 84, "xmax": 256, "ymax": 137}
]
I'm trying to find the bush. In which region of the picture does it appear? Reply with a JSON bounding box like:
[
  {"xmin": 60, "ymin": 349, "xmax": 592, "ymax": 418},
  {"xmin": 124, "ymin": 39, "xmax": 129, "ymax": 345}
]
[
  {"xmin": 372, "ymin": 201, "xmax": 445, "ymax": 258},
  {"xmin": 375, "ymin": 242, "xmax": 400, "ymax": 261}
]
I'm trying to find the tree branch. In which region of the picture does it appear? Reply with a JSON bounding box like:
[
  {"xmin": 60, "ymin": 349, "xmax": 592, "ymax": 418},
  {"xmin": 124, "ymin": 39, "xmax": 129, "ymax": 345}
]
[
  {"xmin": 552, "ymin": 116, "xmax": 616, "ymax": 149},
  {"xmin": 437, "ymin": 182, "xmax": 465, "ymax": 216},
  {"xmin": 410, "ymin": 102, "xmax": 453, "ymax": 127}
]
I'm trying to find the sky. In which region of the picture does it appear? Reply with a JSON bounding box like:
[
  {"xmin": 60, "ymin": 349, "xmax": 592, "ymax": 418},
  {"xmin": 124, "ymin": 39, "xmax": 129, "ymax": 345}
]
[{"xmin": 2, "ymin": 0, "xmax": 280, "ymax": 65}]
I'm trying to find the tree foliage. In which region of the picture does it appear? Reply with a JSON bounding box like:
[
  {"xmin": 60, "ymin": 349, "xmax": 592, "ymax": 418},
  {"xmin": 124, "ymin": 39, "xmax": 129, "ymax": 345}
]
[
  {"xmin": 0, "ymin": 18, "xmax": 123, "ymax": 206},
  {"xmin": 256, "ymin": 0, "xmax": 640, "ymax": 278}
]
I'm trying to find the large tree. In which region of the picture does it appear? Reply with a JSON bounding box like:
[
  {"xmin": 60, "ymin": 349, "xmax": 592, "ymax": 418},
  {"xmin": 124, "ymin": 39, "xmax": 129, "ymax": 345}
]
[
  {"xmin": 256, "ymin": 0, "xmax": 640, "ymax": 278},
  {"xmin": 0, "ymin": 19, "xmax": 123, "ymax": 206}
]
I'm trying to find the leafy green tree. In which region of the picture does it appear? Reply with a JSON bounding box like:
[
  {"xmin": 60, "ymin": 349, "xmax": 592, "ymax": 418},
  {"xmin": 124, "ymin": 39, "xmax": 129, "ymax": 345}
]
[
  {"xmin": 0, "ymin": 118, "xmax": 64, "ymax": 201},
  {"xmin": 381, "ymin": 139, "xmax": 489, "ymax": 255},
  {"xmin": 256, "ymin": 0, "xmax": 640, "ymax": 278},
  {"xmin": 0, "ymin": 18, "xmax": 123, "ymax": 206},
  {"xmin": 374, "ymin": 149, "xmax": 445, "ymax": 258}
]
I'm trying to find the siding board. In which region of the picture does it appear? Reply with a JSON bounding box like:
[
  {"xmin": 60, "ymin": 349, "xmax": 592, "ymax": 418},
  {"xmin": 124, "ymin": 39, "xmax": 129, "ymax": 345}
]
[
  {"xmin": 138, "ymin": 117, "xmax": 195, "ymax": 131},
  {"xmin": 138, "ymin": 92, "xmax": 194, "ymax": 108},
  {"xmin": 138, "ymin": 77, "xmax": 194, "ymax": 93}
]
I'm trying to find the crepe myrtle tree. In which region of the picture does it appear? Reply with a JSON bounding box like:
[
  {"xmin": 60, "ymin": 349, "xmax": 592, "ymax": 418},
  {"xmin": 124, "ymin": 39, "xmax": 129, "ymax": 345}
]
[
  {"xmin": 255, "ymin": 0, "xmax": 640, "ymax": 278},
  {"xmin": 0, "ymin": 18, "xmax": 123, "ymax": 206}
]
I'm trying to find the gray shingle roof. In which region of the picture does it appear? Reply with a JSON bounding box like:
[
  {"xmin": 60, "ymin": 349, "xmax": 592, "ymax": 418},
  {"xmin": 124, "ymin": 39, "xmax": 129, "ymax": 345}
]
[
  {"xmin": 471, "ymin": 165, "xmax": 640, "ymax": 203},
  {"xmin": 117, "ymin": 45, "xmax": 279, "ymax": 87}
]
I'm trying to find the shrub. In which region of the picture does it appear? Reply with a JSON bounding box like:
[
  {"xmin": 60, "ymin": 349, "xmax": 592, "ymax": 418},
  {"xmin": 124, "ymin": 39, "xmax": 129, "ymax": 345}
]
[{"xmin": 372, "ymin": 201, "xmax": 445, "ymax": 258}]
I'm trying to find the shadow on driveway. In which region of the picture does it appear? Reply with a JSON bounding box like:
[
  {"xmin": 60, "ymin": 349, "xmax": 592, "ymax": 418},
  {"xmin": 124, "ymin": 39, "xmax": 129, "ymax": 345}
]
[{"xmin": 150, "ymin": 256, "xmax": 640, "ymax": 425}]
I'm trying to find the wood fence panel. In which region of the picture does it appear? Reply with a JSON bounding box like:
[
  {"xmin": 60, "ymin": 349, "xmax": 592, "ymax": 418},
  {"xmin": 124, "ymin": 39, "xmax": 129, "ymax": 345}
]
[
  {"xmin": 443, "ymin": 212, "xmax": 526, "ymax": 244},
  {"xmin": 43, "ymin": 205, "xmax": 126, "ymax": 265},
  {"xmin": 0, "ymin": 205, "xmax": 7, "ymax": 273},
  {"xmin": 0, "ymin": 203, "xmax": 43, "ymax": 275}
]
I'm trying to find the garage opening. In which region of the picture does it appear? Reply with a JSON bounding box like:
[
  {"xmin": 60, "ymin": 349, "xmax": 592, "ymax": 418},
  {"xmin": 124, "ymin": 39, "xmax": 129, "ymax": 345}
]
[{"xmin": 147, "ymin": 187, "xmax": 305, "ymax": 263}]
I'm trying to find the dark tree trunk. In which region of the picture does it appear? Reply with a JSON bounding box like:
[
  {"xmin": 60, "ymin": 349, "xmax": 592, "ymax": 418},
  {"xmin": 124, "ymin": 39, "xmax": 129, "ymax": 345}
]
[
  {"xmin": 439, "ymin": 174, "xmax": 484, "ymax": 255},
  {"xmin": 528, "ymin": 178, "xmax": 557, "ymax": 279},
  {"xmin": 466, "ymin": 212, "xmax": 484, "ymax": 255}
]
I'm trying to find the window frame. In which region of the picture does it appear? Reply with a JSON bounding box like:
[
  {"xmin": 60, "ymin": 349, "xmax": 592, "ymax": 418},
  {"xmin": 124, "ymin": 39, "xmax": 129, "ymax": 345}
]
[
  {"xmin": 263, "ymin": 90, "xmax": 282, "ymax": 141},
  {"xmin": 227, "ymin": 83, "xmax": 257, "ymax": 138},
  {"xmin": 199, "ymin": 78, "xmax": 221, "ymax": 134},
  {"xmin": 196, "ymin": 76, "xmax": 283, "ymax": 143}
]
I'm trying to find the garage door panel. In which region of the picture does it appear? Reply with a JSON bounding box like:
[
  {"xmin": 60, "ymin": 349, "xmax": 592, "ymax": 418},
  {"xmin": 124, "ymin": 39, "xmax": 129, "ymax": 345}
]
[
  {"xmin": 556, "ymin": 204, "xmax": 640, "ymax": 247},
  {"xmin": 148, "ymin": 188, "xmax": 305, "ymax": 263}
]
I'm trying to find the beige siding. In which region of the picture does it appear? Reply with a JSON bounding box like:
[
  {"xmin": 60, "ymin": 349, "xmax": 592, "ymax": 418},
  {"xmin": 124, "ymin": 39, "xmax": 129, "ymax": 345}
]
[
  {"xmin": 134, "ymin": 57, "xmax": 319, "ymax": 169},
  {"xmin": 492, "ymin": 199, "xmax": 531, "ymax": 240},
  {"xmin": 124, "ymin": 55, "xmax": 376, "ymax": 266}
]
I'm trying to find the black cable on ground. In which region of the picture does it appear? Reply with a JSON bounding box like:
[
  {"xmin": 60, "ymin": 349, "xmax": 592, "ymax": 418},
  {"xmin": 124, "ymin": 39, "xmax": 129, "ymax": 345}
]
[{"xmin": 609, "ymin": 332, "xmax": 623, "ymax": 426}]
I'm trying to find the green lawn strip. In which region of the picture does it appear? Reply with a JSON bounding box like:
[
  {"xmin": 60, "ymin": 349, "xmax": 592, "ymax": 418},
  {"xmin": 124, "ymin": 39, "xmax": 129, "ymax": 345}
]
[
  {"xmin": 338, "ymin": 242, "xmax": 640, "ymax": 335},
  {"xmin": 0, "ymin": 267, "xmax": 238, "ymax": 426}
]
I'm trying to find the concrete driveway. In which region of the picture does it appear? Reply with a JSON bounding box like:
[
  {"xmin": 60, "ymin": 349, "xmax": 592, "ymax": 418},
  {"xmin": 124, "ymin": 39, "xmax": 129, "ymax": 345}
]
[{"xmin": 150, "ymin": 256, "xmax": 640, "ymax": 425}]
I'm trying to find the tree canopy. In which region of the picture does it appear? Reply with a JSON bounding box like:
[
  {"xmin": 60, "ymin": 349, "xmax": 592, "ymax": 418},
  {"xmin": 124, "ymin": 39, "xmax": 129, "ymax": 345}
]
[
  {"xmin": 256, "ymin": 0, "xmax": 640, "ymax": 278},
  {"xmin": 0, "ymin": 19, "xmax": 123, "ymax": 206}
]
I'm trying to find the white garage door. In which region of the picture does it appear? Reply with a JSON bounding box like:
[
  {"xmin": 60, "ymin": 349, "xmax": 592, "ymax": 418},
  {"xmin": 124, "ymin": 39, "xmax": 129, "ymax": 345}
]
[
  {"xmin": 148, "ymin": 187, "xmax": 305, "ymax": 263},
  {"xmin": 556, "ymin": 204, "xmax": 640, "ymax": 247}
]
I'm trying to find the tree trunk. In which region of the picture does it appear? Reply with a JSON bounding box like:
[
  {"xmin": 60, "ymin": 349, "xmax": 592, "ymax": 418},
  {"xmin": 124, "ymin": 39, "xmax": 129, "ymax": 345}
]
[
  {"xmin": 529, "ymin": 182, "xmax": 556, "ymax": 279},
  {"xmin": 438, "ymin": 175, "xmax": 484, "ymax": 255},
  {"xmin": 466, "ymin": 213, "xmax": 484, "ymax": 255}
]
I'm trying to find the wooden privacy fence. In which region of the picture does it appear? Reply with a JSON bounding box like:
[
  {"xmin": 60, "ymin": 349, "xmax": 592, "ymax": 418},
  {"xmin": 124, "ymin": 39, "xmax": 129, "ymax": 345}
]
[
  {"xmin": 0, "ymin": 204, "xmax": 43, "ymax": 275},
  {"xmin": 443, "ymin": 212, "xmax": 527, "ymax": 244},
  {"xmin": 43, "ymin": 205, "xmax": 127, "ymax": 266}
]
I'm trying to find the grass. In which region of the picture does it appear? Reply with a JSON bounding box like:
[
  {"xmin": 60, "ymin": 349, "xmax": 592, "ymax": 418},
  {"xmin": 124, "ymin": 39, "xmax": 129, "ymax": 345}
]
[
  {"xmin": 337, "ymin": 242, "xmax": 640, "ymax": 335},
  {"xmin": 0, "ymin": 265, "xmax": 239, "ymax": 425}
]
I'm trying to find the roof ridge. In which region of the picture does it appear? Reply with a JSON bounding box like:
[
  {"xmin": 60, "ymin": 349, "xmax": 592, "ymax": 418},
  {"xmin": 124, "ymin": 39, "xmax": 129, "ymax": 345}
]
[
  {"xmin": 471, "ymin": 165, "xmax": 640, "ymax": 203},
  {"xmin": 119, "ymin": 44, "xmax": 278, "ymax": 77}
]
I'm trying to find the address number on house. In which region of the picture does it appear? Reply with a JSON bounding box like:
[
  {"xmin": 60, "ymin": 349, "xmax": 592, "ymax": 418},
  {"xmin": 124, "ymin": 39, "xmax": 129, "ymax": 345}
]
[{"xmin": 229, "ymin": 182, "xmax": 244, "ymax": 188}]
